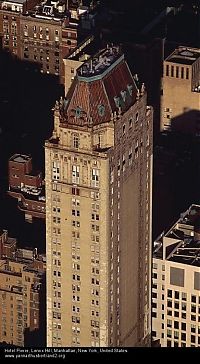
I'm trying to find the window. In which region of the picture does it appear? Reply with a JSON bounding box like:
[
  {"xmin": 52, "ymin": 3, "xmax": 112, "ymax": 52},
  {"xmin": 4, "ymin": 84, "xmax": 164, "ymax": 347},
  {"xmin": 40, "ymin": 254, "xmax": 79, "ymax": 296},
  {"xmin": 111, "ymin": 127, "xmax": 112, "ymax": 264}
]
[
  {"xmin": 191, "ymin": 295, "xmax": 196, "ymax": 303},
  {"xmin": 91, "ymin": 169, "xmax": 99, "ymax": 187},
  {"xmin": 167, "ymin": 300, "xmax": 172, "ymax": 308},
  {"xmin": 186, "ymin": 68, "xmax": 189, "ymax": 79},
  {"xmin": 191, "ymin": 305, "xmax": 196, "ymax": 313},
  {"xmin": 171, "ymin": 66, "xmax": 174, "ymax": 77},
  {"xmin": 175, "ymin": 291, "xmax": 179, "ymax": 300},
  {"xmin": 174, "ymin": 321, "xmax": 179, "ymax": 329},
  {"xmin": 182, "ymin": 292, "xmax": 187, "ymax": 301},
  {"xmin": 174, "ymin": 331, "xmax": 179, "ymax": 339},
  {"xmin": 52, "ymin": 161, "xmax": 60, "ymax": 180},
  {"xmin": 182, "ymin": 303, "xmax": 187, "ymax": 311},
  {"xmin": 92, "ymin": 214, "xmax": 99, "ymax": 221},
  {"xmin": 175, "ymin": 302, "xmax": 179, "ymax": 309},
  {"xmin": 181, "ymin": 322, "xmax": 186, "ymax": 331},
  {"xmin": 166, "ymin": 64, "xmax": 169, "ymax": 76},
  {"xmin": 176, "ymin": 66, "xmax": 179, "ymax": 78},
  {"xmin": 72, "ymin": 165, "xmax": 80, "ymax": 184},
  {"xmin": 167, "ymin": 329, "xmax": 172, "ymax": 338},
  {"xmin": 73, "ymin": 134, "xmax": 79, "ymax": 149},
  {"xmin": 167, "ymin": 290, "xmax": 172, "ymax": 298},
  {"xmin": 72, "ymin": 188, "xmax": 80, "ymax": 196},
  {"xmin": 181, "ymin": 67, "xmax": 184, "ymax": 79},
  {"xmin": 167, "ymin": 319, "xmax": 172, "ymax": 328}
]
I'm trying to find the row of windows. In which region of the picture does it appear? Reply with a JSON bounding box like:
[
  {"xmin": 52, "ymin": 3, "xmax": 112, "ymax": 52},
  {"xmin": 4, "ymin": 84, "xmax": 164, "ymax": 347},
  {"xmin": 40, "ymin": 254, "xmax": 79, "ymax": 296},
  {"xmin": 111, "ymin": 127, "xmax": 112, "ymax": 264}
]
[
  {"xmin": 122, "ymin": 113, "xmax": 139, "ymax": 135},
  {"xmin": 165, "ymin": 64, "xmax": 189, "ymax": 79}
]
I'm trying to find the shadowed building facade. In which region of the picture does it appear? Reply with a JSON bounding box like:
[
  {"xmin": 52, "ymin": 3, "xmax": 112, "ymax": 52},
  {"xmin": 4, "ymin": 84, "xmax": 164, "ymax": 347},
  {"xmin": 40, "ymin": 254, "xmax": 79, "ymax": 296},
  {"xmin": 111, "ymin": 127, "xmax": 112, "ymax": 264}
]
[
  {"xmin": 0, "ymin": 230, "xmax": 46, "ymax": 346},
  {"xmin": 160, "ymin": 46, "xmax": 200, "ymax": 131},
  {"xmin": 45, "ymin": 46, "xmax": 153, "ymax": 347}
]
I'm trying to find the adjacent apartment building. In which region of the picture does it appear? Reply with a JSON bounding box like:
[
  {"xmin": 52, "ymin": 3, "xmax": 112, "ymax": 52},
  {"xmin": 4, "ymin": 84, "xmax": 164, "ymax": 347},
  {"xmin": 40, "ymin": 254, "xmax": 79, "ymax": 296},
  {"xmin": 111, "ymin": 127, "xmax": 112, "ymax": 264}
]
[
  {"xmin": 45, "ymin": 46, "xmax": 153, "ymax": 347},
  {"xmin": 0, "ymin": 229, "xmax": 46, "ymax": 346},
  {"xmin": 0, "ymin": 0, "xmax": 80, "ymax": 83},
  {"xmin": 160, "ymin": 46, "xmax": 200, "ymax": 131},
  {"xmin": 152, "ymin": 204, "xmax": 200, "ymax": 347},
  {"xmin": 8, "ymin": 154, "xmax": 45, "ymax": 222}
]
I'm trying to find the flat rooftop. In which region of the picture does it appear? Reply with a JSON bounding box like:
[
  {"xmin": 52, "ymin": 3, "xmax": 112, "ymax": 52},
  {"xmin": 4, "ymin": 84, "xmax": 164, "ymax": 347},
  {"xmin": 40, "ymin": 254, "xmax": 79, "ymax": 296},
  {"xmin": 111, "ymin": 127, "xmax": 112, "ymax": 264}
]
[
  {"xmin": 154, "ymin": 204, "xmax": 200, "ymax": 267},
  {"xmin": 9, "ymin": 154, "xmax": 31, "ymax": 163},
  {"xmin": 166, "ymin": 46, "xmax": 200, "ymax": 65},
  {"xmin": 77, "ymin": 46, "xmax": 123, "ymax": 79}
]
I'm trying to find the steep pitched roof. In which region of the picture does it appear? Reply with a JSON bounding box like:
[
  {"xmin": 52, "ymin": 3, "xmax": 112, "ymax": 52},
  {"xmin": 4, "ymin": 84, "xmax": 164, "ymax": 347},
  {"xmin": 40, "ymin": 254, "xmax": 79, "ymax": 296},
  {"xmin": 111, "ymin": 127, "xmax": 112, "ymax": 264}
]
[{"xmin": 63, "ymin": 48, "xmax": 138, "ymax": 126}]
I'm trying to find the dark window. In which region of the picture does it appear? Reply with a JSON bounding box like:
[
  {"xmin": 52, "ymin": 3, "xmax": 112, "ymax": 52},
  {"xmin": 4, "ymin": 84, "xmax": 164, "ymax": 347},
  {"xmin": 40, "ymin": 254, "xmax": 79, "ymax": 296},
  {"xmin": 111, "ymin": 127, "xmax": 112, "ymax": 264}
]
[
  {"xmin": 174, "ymin": 321, "xmax": 179, "ymax": 329},
  {"xmin": 174, "ymin": 342, "xmax": 178, "ymax": 347},
  {"xmin": 186, "ymin": 68, "xmax": 189, "ymax": 79},
  {"xmin": 176, "ymin": 66, "xmax": 179, "ymax": 78},
  {"xmin": 174, "ymin": 311, "xmax": 179, "ymax": 317},
  {"xmin": 181, "ymin": 323, "xmax": 186, "ymax": 331},
  {"xmin": 175, "ymin": 302, "xmax": 179, "ymax": 309},
  {"xmin": 181, "ymin": 67, "xmax": 184, "ymax": 79},
  {"xmin": 152, "ymin": 312, "xmax": 157, "ymax": 318},
  {"xmin": 191, "ymin": 305, "xmax": 196, "ymax": 313},
  {"xmin": 167, "ymin": 340, "xmax": 171, "ymax": 347},
  {"xmin": 72, "ymin": 188, "xmax": 80, "ymax": 196},
  {"xmin": 171, "ymin": 66, "xmax": 174, "ymax": 77},
  {"xmin": 175, "ymin": 291, "xmax": 179, "ymax": 299},
  {"xmin": 167, "ymin": 300, "xmax": 172, "ymax": 308},
  {"xmin": 166, "ymin": 65, "xmax": 169, "ymax": 76},
  {"xmin": 191, "ymin": 335, "xmax": 196, "ymax": 343},
  {"xmin": 182, "ymin": 312, "xmax": 186, "ymax": 319},
  {"xmin": 191, "ymin": 295, "xmax": 196, "ymax": 303},
  {"xmin": 152, "ymin": 292, "xmax": 157, "ymax": 298},
  {"xmin": 191, "ymin": 315, "xmax": 196, "ymax": 321},
  {"xmin": 167, "ymin": 289, "xmax": 172, "ymax": 298},
  {"xmin": 181, "ymin": 333, "xmax": 186, "ymax": 341}
]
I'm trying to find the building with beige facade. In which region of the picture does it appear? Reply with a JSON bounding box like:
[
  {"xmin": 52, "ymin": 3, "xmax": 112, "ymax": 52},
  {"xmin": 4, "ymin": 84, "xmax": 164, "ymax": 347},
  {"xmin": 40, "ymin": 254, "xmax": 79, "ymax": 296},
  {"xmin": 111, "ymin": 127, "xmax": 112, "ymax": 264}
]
[
  {"xmin": 0, "ymin": 229, "xmax": 46, "ymax": 346},
  {"xmin": 0, "ymin": 0, "xmax": 80, "ymax": 83},
  {"xmin": 160, "ymin": 46, "xmax": 200, "ymax": 131},
  {"xmin": 152, "ymin": 204, "xmax": 200, "ymax": 347},
  {"xmin": 45, "ymin": 46, "xmax": 153, "ymax": 347}
]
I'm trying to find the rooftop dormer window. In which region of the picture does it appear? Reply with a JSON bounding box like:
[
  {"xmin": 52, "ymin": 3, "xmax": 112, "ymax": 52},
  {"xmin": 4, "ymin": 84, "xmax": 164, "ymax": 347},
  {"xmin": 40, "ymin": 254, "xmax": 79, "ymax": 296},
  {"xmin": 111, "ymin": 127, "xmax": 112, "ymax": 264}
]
[
  {"xmin": 98, "ymin": 104, "xmax": 105, "ymax": 117},
  {"xmin": 75, "ymin": 107, "xmax": 82, "ymax": 118}
]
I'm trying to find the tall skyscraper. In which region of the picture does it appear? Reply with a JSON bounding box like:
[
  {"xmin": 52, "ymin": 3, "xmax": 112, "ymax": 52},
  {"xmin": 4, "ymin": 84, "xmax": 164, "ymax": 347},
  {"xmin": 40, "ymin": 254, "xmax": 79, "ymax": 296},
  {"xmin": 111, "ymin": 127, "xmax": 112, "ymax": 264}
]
[
  {"xmin": 152, "ymin": 205, "xmax": 200, "ymax": 347},
  {"xmin": 45, "ymin": 46, "xmax": 153, "ymax": 347}
]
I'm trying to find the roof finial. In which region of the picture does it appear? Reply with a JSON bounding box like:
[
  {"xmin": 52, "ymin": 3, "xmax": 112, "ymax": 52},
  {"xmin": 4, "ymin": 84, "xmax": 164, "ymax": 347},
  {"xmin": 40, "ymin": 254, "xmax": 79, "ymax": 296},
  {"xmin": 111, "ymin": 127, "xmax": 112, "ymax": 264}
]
[{"xmin": 140, "ymin": 83, "xmax": 145, "ymax": 96}]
